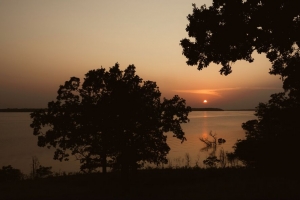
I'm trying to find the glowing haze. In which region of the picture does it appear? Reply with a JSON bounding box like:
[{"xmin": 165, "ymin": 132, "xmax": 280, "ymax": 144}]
[{"xmin": 0, "ymin": 0, "xmax": 283, "ymax": 109}]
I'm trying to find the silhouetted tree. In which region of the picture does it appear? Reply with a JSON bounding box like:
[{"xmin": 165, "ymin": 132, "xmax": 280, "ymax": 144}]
[
  {"xmin": 0, "ymin": 165, "xmax": 23, "ymax": 182},
  {"xmin": 234, "ymin": 92, "xmax": 300, "ymax": 171},
  {"xmin": 31, "ymin": 63, "xmax": 191, "ymax": 173},
  {"xmin": 203, "ymin": 156, "xmax": 220, "ymax": 168},
  {"xmin": 180, "ymin": 1, "xmax": 300, "ymax": 79},
  {"xmin": 181, "ymin": 1, "xmax": 300, "ymax": 172},
  {"xmin": 30, "ymin": 157, "xmax": 53, "ymax": 179},
  {"xmin": 36, "ymin": 166, "xmax": 53, "ymax": 178}
]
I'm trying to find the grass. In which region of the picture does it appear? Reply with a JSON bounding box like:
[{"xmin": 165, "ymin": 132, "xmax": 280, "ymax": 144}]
[{"xmin": 1, "ymin": 167, "xmax": 299, "ymax": 200}]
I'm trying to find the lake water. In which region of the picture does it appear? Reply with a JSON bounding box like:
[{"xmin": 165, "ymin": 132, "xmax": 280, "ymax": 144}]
[{"xmin": 0, "ymin": 111, "xmax": 255, "ymax": 174}]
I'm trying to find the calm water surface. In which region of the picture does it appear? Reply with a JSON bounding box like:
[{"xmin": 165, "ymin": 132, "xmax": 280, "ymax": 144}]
[
  {"xmin": 0, "ymin": 111, "xmax": 255, "ymax": 174},
  {"xmin": 166, "ymin": 111, "xmax": 255, "ymax": 167}
]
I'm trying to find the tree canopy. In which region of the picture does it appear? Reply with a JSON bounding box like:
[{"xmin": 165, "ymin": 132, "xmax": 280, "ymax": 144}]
[
  {"xmin": 0, "ymin": 165, "xmax": 23, "ymax": 182},
  {"xmin": 180, "ymin": 1, "xmax": 300, "ymax": 89},
  {"xmin": 30, "ymin": 63, "xmax": 191, "ymax": 173},
  {"xmin": 181, "ymin": 1, "xmax": 300, "ymax": 172}
]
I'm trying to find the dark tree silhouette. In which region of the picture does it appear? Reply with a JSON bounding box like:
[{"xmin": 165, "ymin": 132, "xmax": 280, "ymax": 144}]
[
  {"xmin": 0, "ymin": 165, "xmax": 23, "ymax": 182},
  {"xmin": 30, "ymin": 63, "xmax": 191, "ymax": 173},
  {"xmin": 181, "ymin": 1, "xmax": 300, "ymax": 172},
  {"xmin": 30, "ymin": 157, "xmax": 53, "ymax": 179},
  {"xmin": 234, "ymin": 92, "xmax": 300, "ymax": 171},
  {"xmin": 180, "ymin": 1, "xmax": 300, "ymax": 78}
]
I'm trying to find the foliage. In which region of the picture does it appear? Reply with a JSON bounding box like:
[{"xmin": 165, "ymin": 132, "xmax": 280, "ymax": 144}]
[
  {"xmin": 234, "ymin": 93, "xmax": 300, "ymax": 170},
  {"xmin": 2, "ymin": 168, "xmax": 299, "ymax": 199},
  {"xmin": 203, "ymin": 156, "xmax": 220, "ymax": 168},
  {"xmin": 199, "ymin": 131, "xmax": 217, "ymax": 148},
  {"xmin": 181, "ymin": 1, "xmax": 300, "ymax": 172},
  {"xmin": 226, "ymin": 152, "xmax": 239, "ymax": 167},
  {"xmin": 180, "ymin": 1, "xmax": 300, "ymax": 79},
  {"xmin": 30, "ymin": 157, "xmax": 53, "ymax": 179},
  {"xmin": 30, "ymin": 63, "xmax": 191, "ymax": 173},
  {"xmin": 0, "ymin": 165, "xmax": 23, "ymax": 182},
  {"xmin": 36, "ymin": 166, "xmax": 53, "ymax": 178}
]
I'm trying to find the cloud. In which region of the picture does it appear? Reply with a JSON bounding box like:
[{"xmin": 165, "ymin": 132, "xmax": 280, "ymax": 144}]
[
  {"xmin": 173, "ymin": 87, "xmax": 282, "ymax": 97},
  {"xmin": 243, "ymin": 87, "xmax": 282, "ymax": 90},
  {"xmin": 173, "ymin": 87, "xmax": 241, "ymax": 97}
]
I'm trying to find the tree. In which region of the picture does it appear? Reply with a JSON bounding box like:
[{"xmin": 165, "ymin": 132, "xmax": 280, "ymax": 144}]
[
  {"xmin": 233, "ymin": 92, "xmax": 300, "ymax": 171},
  {"xmin": 180, "ymin": 1, "xmax": 300, "ymax": 172},
  {"xmin": 30, "ymin": 63, "xmax": 191, "ymax": 173},
  {"xmin": 30, "ymin": 157, "xmax": 53, "ymax": 179},
  {"xmin": 0, "ymin": 165, "xmax": 23, "ymax": 182},
  {"xmin": 180, "ymin": 1, "xmax": 299, "ymax": 78}
]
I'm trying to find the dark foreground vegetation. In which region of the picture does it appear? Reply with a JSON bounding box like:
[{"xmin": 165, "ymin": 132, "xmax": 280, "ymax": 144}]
[{"xmin": 1, "ymin": 168, "xmax": 299, "ymax": 200}]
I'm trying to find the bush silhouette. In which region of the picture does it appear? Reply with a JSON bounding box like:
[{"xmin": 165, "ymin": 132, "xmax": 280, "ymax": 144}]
[{"xmin": 0, "ymin": 165, "xmax": 23, "ymax": 182}]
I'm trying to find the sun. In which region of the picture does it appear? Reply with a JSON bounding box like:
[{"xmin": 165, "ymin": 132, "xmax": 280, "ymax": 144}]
[{"xmin": 203, "ymin": 100, "xmax": 208, "ymax": 103}]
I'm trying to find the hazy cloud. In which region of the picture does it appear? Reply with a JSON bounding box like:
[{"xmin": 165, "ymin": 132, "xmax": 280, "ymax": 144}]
[
  {"xmin": 174, "ymin": 87, "xmax": 282, "ymax": 97},
  {"xmin": 173, "ymin": 88, "xmax": 241, "ymax": 97}
]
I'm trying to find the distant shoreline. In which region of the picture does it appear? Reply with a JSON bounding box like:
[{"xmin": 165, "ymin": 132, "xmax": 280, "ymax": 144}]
[
  {"xmin": 191, "ymin": 108, "xmax": 255, "ymax": 111},
  {"xmin": 0, "ymin": 108, "xmax": 255, "ymax": 112},
  {"xmin": 224, "ymin": 109, "xmax": 255, "ymax": 111}
]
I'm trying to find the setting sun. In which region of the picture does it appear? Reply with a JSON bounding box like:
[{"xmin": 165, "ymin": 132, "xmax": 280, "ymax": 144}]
[{"xmin": 203, "ymin": 100, "xmax": 208, "ymax": 103}]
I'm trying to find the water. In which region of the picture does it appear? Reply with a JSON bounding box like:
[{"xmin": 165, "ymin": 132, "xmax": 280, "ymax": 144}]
[
  {"xmin": 0, "ymin": 111, "xmax": 255, "ymax": 174},
  {"xmin": 0, "ymin": 112, "xmax": 81, "ymax": 174},
  {"xmin": 165, "ymin": 111, "xmax": 256, "ymax": 167}
]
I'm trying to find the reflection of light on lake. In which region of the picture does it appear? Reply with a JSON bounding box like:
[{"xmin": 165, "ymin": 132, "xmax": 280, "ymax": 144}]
[{"xmin": 201, "ymin": 132, "xmax": 208, "ymax": 139}]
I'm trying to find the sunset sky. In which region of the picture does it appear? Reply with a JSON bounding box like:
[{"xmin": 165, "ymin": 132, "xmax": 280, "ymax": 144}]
[{"xmin": 0, "ymin": 0, "xmax": 283, "ymax": 109}]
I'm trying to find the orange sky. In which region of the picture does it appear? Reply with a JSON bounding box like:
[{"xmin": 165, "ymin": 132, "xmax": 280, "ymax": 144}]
[{"xmin": 0, "ymin": 0, "xmax": 283, "ymax": 109}]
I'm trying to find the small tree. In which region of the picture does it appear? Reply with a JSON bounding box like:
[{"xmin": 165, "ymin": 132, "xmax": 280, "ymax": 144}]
[
  {"xmin": 203, "ymin": 156, "xmax": 220, "ymax": 168},
  {"xmin": 36, "ymin": 166, "xmax": 53, "ymax": 178},
  {"xmin": 30, "ymin": 157, "xmax": 53, "ymax": 179},
  {"xmin": 0, "ymin": 165, "xmax": 23, "ymax": 182},
  {"xmin": 31, "ymin": 63, "xmax": 191, "ymax": 173},
  {"xmin": 199, "ymin": 131, "xmax": 217, "ymax": 148}
]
